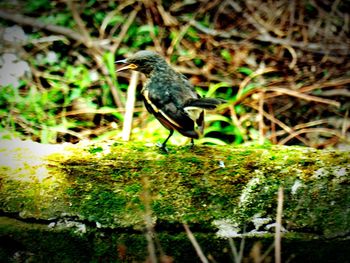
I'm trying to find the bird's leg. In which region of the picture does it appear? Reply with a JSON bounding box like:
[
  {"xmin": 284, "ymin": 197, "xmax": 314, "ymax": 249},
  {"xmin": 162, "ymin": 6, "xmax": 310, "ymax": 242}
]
[
  {"xmin": 156, "ymin": 129, "xmax": 174, "ymax": 152},
  {"xmin": 190, "ymin": 138, "xmax": 194, "ymax": 148}
]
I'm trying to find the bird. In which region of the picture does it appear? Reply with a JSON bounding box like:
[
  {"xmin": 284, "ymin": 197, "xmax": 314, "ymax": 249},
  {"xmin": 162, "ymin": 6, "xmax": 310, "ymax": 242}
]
[{"xmin": 116, "ymin": 50, "xmax": 225, "ymax": 151}]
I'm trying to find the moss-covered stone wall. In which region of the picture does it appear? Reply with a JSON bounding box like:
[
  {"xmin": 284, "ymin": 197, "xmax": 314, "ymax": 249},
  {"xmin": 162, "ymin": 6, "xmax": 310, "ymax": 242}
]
[{"xmin": 0, "ymin": 139, "xmax": 349, "ymax": 262}]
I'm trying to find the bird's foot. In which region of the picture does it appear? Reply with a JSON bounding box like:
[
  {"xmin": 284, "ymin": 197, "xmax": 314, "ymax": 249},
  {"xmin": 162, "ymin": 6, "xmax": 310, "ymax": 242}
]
[
  {"xmin": 156, "ymin": 142, "xmax": 169, "ymax": 153},
  {"xmin": 190, "ymin": 139, "xmax": 195, "ymax": 148},
  {"xmin": 180, "ymin": 139, "xmax": 196, "ymax": 151}
]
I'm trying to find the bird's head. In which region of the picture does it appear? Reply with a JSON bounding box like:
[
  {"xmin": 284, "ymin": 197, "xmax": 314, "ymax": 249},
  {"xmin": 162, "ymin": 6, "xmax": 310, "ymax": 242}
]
[{"xmin": 115, "ymin": 50, "xmax": 166, "ymax": 75}]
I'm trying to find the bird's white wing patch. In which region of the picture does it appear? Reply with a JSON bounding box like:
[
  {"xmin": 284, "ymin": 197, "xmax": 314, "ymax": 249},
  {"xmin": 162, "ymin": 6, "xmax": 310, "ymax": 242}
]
[{"xmin": 184, "ymin": 106, "xmax": 203, "ymax": 122}]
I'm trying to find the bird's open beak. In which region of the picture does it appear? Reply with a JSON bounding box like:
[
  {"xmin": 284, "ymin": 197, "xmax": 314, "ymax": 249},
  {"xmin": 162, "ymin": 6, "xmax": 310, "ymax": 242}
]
[{"xmin": 115, "ymin": 59, "xmax": 138, "ymax": 72}]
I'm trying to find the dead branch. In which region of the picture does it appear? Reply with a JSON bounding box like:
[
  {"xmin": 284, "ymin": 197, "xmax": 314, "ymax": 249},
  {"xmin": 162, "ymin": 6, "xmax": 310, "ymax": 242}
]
[
  {"xmin": 0, "ymin": 9, "xmax": 102, "ymax": 49},
  {"xmin": 186, "ymin": 18, "xmax": 350, "ymax": 55}
]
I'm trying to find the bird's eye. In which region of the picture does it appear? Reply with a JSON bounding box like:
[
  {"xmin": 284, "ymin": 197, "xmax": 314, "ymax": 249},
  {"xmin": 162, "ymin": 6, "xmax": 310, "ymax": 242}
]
[{"xmin": 137, "ymin": 60, "xmax": 146, "ymax": 67}]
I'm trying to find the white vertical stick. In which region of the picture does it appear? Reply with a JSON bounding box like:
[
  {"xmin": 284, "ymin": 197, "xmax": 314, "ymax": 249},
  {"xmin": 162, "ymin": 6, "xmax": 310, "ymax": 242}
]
[
  {"xmin": 275, "ymin": 187, "xmax": 284, "ymax": 263},
  {"xmin": 122, "ymin": 71, "xmax": 139, "ymax": 141},
  {"xmin": 183, "ymin": 224, "xmax": 209, "ymax": 263}
]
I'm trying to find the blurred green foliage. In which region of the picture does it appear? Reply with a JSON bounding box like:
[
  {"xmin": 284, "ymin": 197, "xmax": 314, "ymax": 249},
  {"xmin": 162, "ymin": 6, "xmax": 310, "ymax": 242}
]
[
  {"xmin": 0, "ymin": 1, "xmax": 233, "ymax": 145},
  {"xmin": 0, "ymin": 0, "xmax": 348, "ymax": 148}
]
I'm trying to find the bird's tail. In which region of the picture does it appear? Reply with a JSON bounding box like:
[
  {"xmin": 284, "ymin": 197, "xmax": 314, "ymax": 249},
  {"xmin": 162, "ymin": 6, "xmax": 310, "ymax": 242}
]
[{"xmin": 184, "ymin": 97, "xmax": 226, "ymax": 109}]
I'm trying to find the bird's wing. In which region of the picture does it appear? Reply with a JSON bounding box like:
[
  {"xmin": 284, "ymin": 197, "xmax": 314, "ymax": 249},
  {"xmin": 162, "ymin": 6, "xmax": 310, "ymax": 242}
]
[{"xmin": 142, "ymin": 78, "xmax": 200, "ymax": 136}]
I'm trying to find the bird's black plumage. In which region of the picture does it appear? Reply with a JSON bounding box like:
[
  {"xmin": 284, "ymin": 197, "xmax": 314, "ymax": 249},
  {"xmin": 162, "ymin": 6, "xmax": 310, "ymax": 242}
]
[{"xmin": 116, "ymin": 50, "xmax": 224, "ymax": 150}]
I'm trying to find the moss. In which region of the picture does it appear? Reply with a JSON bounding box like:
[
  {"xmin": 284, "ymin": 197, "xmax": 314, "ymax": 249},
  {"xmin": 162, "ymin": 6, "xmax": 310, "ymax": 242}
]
[{"xmin": 1, "ymin": 140, "xmax": 349, "ymax": 261}]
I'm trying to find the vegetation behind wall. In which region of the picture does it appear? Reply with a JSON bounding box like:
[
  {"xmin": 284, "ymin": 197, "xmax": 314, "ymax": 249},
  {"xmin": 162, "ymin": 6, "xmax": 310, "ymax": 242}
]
[{"xmin": 0, "ymin": 0, "xmax": 349, "ymax": 148}]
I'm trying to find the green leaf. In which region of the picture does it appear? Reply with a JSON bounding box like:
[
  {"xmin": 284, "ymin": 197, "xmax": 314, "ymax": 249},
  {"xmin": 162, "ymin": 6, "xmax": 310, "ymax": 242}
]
[
  {"xmin": 206, "ymin": 82, "xmax": 231, "ymax": 98},
  {"xmin": 220, "ymin": 49, "xmax": 232, "ymax": 63},
  {"xmin": 24, "ymin": 0, "xmax": 51, "ymax": 12},
  {"xmin": 205, "ymin": 114, "xmax": 232, "ymax": 124},
  {"xmin": 198, "ymin": 137, "xmax": 227, "ymax": 145},
  {"xmin": 186, "ymin": 27, "xmax": 200, "ymax": 42},
  {"xmin": 237, "ymin": 67, "xmax": 253, "ymax": 76},
  {"xmin": 137, "ymin": 25, "xmax": 158, "ymax": 35},
  {"xmin": 69, "ymin": 88, "xmax": 82, "ymax": 101},
  {"xmin": 103, "ymin": 52, "xmax": 116, "ymax": 80}
]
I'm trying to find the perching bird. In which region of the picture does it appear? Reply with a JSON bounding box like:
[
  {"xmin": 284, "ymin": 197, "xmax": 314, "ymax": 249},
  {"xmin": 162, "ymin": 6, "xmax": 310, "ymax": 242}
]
[{"xmin": 116, "ymin": 50, "xmax": 225, "ymax": 151}]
